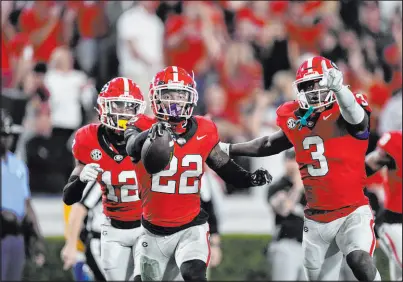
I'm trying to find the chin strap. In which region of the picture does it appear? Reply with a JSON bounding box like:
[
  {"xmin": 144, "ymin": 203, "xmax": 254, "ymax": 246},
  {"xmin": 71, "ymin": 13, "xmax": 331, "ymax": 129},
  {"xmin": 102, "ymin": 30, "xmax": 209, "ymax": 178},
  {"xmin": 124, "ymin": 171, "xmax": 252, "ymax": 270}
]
[{"xmin": 296, "ymin": 106, "xmax": 314, "ymax": 130}]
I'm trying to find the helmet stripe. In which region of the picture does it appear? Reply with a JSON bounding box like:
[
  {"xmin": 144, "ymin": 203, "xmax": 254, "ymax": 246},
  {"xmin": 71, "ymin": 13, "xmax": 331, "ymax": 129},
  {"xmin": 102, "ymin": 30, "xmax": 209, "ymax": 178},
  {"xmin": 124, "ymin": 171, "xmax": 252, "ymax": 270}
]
[
  {"xmin": 122, "ymin": 77, "xmax": 129, "ymax": 95},
  {"xmin": 172, "ymin": 66, "xmax": 178, "ymax": 82},
  {"xmin": 306, "ymin": 57, "xmax": 313, "ymax": 73}
]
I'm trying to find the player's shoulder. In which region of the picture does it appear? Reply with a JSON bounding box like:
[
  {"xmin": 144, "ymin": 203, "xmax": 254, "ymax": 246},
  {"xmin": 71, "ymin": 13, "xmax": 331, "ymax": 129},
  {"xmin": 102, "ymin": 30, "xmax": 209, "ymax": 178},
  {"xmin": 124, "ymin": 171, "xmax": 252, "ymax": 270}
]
[
  {"xmin": 352, "ymin": 92, "xmax": 372, "ymax": 112},
  {"xmin": 75, "ymin": 123, "xmax": 100, "ymax": 142},
  {"xmin": 193, "ymin": 116, "xmax": 220, "ymax": 142},
  {"xmin": 194, "ymin": 115, "xmax": 217, "ymax": 131},
  {"xmin": 276, "ymin": 101, "xmax": 299, "ymax": 118}
]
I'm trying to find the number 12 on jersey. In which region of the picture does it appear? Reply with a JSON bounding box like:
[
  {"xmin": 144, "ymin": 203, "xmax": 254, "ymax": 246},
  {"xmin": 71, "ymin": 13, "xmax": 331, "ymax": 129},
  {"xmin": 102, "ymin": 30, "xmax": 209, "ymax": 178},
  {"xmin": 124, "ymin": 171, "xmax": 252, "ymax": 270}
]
[{"xmin": 102, "ymin": 171, "xmax": 140, "ymax": 202}]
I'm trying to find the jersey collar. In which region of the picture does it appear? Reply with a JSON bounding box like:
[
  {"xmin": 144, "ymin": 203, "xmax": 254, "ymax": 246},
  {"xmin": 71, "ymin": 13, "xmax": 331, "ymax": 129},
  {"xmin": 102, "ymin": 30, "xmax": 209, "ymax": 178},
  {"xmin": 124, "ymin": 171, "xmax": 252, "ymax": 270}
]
[{"xmin": 97, "ymin": 125, "xmax": 127, "ymax": 164}]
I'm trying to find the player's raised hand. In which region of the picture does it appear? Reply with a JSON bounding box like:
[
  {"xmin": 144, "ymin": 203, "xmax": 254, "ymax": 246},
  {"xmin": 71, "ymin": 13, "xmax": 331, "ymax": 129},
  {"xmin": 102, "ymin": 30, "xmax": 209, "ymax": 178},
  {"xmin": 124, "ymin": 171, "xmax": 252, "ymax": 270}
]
[
  {"xmin": 79, "ymin": 163, "xmax": 103, "ymax": 183},
  {"xmin": 250, "ymin": 168, "xmax": 272, "ymax": 186},
  {"xmin": 319, "ymin": 60, "xmax": 343, "ymax": 92}
]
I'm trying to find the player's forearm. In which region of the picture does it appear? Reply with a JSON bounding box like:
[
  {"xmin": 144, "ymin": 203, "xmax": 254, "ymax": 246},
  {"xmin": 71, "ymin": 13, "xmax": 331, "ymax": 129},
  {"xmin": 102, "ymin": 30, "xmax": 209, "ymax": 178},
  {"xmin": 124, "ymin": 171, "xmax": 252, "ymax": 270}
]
[
  {"xmin": 334, "ymin": 86, "xmax": 366, "ymax": 126},
  {"xmin": 63, "ymin": 175, "xmax": 87, "ymax": 205},
  {"xmin": 125, "ymin": 129, "xmax": 148, "ymax": 163},
  {"xmin": 365, "ymin": 150, "xmax": 389, "ymax": 177},
  {"xmin": 227, "ymin": 130, "xmax": 293, "ymax": 157},
  {"xmin": 207, "ymin": 145, "xmax": 255, "ymax": 188},
  {"xmin": 65, "ymin": 204, "xmax": 87, "ymax": 247}
]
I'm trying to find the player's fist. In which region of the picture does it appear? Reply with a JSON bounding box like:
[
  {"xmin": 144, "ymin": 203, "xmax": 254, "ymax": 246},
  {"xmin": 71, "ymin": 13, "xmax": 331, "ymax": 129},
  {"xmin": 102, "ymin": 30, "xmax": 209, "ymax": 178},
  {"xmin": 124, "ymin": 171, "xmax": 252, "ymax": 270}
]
[
  {"xmin": 319, "ymin": 60, "xmax": 343, "ymax": 92},
  {"xmin": 79, "ymin": 163, "xmax": 103, "ymax": 183},
  {"xmin": 250, "ymin": 168, "xmax": 272, "ymax": 186},
  {"xmin": 149, "ymin": 122, "xmax": 173, "ymax": 141},
  {"xmin": 60, "ymin": 243, "xmax": 77, "ymax": 270}
]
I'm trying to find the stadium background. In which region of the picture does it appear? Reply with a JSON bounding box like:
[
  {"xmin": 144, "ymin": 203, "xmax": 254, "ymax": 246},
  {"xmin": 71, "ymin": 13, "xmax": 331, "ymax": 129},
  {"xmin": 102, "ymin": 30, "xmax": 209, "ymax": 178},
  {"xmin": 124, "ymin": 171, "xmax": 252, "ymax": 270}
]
[{"xmin": 1, "ymin": 0, "xmax": 401, "ymax": 280}]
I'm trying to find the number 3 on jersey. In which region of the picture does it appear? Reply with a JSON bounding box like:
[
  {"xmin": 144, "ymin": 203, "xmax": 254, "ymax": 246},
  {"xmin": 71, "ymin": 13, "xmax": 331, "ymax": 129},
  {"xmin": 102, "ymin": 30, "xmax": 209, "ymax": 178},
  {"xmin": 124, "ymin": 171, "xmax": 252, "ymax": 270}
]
[
  {"xmin": 152, "ymin": 155, "xmax": 203, "ymax": 194},
  {"xmin": 303, "ymin": 136, "xmax": 329, "ymax": 176},
  {"xmin": 102, "ymin": 171, "xmax": 140, "ymax": 202}
]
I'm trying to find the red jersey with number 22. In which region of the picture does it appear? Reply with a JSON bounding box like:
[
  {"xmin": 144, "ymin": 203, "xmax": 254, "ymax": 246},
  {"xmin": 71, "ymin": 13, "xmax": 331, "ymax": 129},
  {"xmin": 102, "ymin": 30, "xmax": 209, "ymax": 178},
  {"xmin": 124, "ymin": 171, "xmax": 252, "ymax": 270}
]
[
  {"xmin": 138, "ymin": 116, "xmax": 219, "ymax": 227},
  {"xmin": 72, "ymin": 115, "xmax": 155, "ymax": 222},
  {"xmin": 377, "ymin": 131, "xmax": 402, "ymax": 214},
  {"xmin": 277, "ymin": 93, "xmax": 371, "ymax": 222}
]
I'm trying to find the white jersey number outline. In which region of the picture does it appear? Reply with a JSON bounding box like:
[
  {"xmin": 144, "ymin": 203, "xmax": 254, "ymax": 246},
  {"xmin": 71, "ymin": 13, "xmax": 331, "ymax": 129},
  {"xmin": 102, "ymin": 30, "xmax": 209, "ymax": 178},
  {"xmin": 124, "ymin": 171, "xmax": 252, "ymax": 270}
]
[
  {"xmin": 102, "ymin": 170, "xmax": 140, "ymax": 202},
  {"xmin": 151, "ymin": 155, "xmax": 203, "ymax": 194},
  {"xmin": 303, "ymin": 136, "xmax": 329, "ymax": 176}
]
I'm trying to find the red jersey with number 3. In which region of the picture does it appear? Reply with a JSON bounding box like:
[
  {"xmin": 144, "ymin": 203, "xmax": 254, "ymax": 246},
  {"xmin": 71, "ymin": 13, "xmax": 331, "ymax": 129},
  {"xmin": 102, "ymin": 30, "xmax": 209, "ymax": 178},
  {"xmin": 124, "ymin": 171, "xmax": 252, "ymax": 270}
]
[
  {"xmin": 138, "ymin": 116, "xmax": 219, "ymax": 227},
  {"xmin": 276, "ymin": 94, "xmax": 371, "ymax": 222},
  {"xmin": 376, "ymin": 131, "xmax": 402, "ymax": 213},
  {"xmin": 72, "ymin": 115, "xmax": 155, "ymax": 221}
]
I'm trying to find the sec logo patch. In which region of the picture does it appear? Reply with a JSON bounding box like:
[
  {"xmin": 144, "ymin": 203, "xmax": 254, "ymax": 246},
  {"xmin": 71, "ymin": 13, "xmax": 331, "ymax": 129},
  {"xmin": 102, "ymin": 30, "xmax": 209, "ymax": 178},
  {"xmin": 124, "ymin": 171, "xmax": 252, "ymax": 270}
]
[
  {"xmin": 287, "ymin": 118, "xmax": 296, "ymax": 129},
  {"xmin": 91, "ymin": 149, "xmax": 102, "ymax": 161},
  {"xmin": 114, "ymin": 155, "xmax": 124, "ymax": 162}
]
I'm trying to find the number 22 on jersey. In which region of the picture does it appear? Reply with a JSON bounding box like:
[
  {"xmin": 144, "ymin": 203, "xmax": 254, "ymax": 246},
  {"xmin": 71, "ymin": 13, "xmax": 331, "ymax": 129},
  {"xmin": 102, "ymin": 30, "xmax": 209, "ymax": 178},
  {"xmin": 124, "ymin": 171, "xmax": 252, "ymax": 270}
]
[
  {"xmin": 151, "ymin": 155, "xmax": 203, "ymax": 194},
  {"xmin": 101, "ymin": 171, "xmax": 140, "ymax": 202}
]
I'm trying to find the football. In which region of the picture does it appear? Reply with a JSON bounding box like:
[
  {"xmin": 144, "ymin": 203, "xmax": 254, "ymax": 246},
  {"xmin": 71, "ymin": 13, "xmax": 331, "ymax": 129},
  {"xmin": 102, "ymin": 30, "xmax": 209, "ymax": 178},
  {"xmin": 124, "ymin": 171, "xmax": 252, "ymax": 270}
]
[{"xmin": 141, "ymin": 128, "xmax": 174, "ymax": 174}]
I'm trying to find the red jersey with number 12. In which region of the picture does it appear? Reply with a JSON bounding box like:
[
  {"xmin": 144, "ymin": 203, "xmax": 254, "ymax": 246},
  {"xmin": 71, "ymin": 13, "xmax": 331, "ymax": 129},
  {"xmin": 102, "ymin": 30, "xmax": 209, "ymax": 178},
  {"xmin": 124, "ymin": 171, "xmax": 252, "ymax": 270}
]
[
  {"xmin": 72, "ymin": 115, "xmax": 155, "ymax": 221},
  {"xmin": 137, "ymin": 116, "xmax": 219, "ymax": 227},
  {"xmin": 276, "ymin": 94, "xmax": 371, "ymax": 222}
]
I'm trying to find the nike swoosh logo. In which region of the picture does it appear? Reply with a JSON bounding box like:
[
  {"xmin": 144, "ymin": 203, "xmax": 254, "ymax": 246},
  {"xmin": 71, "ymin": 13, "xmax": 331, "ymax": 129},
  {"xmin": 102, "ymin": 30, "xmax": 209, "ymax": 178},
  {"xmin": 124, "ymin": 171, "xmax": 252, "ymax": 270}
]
[
  {"xmin": 323, "ymin": 114, "xmax": 332, "ymax": 120},
  {"xmin": 196, "ymin": 135, "xmax": 207, "ymax": 140}
]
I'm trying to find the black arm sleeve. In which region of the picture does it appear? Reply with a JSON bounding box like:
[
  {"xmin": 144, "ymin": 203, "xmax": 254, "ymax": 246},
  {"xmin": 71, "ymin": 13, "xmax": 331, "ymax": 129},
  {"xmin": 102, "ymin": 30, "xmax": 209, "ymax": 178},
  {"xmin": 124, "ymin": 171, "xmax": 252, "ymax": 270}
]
[
  {"xmin": 365, "ymin": 163, "xmax": 377, "ymax": 177},
  {"xmin": 345, "ymin": 110, "xmax": 370, "ymax": 139},
  {"xmin": 125, "ymin": 129, "xmax": 149, "ymax": 163},
  {"xmin": 201, "ymin": 199, "xmax": 219, "ymax": 235},
  {"xmin": 206, "ymin": 144, "xmax": 254, "ymax": 188},
  {"xmin": 63, "ymin": 175, "xmax": 87, "ymax": 205},
  {"xmin": 365, "ymin": 153, "xmax": 396, "ymax": 177},
  {"xmin": 230, "ymin": 129, "xmax": 293, "ymax": 157}
]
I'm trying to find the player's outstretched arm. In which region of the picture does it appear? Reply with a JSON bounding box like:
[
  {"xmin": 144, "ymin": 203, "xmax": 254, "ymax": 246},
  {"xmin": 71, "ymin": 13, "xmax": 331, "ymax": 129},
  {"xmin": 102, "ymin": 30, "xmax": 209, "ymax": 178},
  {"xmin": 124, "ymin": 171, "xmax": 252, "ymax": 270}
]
[
  {"xmin": 319, "ymin": 60, "xmax": 369, "ymax": 135},
  {"xmin": 125, "ymin": 129, "xmax": 149, "ymax": 163},
  {"xmin": 206, "ymin": 143, "xmax": 272, "ymax": 188},
  {"xmin": 365, "ymin": 149, "xmax": 396, "ymax": 176},
  {"xmin": 220, "ymin": 129, "xmax": 293, "ymax": 157}
]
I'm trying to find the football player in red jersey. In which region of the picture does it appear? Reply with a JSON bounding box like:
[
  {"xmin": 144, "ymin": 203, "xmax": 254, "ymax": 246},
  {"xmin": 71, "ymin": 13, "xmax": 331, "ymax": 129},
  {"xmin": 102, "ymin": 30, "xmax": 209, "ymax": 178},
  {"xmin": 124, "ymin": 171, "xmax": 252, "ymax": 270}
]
[
  {"xmin": 220, "ymin": 56, "xmax": 382, "ymax": 281},
  {"xmin": 62, "ymin": 77, "xmax": 156, "ymax": 281},
  {"xmin": 124, "ymin": 66, "xmax": 271, "ymax": 281},
  {"xmin": 366, "ymin": 130, "xmax": 402, "ymax": 281}
]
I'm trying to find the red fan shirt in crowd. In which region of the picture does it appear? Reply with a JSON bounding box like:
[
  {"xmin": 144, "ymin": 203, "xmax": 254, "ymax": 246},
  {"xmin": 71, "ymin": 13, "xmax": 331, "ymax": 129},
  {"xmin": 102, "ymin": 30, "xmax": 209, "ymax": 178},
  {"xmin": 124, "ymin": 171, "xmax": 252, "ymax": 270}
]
[
  {"xmin": 217, "ymin": 59, "xmax": 263, "ymax": 125},
  {"xmin": 18, "ymin": 3, "xmax": 63, "ymax": 63},
  {"xmin": 66, "ymin": 1, "xmax": 106, "ymax": 38},
  {"xmin": 164, "ymin": 14, "xmax": 206, "ymax": 74}
]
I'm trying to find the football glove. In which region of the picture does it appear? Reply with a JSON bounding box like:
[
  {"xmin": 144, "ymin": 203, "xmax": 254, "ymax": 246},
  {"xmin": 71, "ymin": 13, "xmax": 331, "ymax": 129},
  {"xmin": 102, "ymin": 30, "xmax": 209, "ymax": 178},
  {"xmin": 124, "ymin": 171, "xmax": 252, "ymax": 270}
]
[
  {"xmin": 319, "ymin": 60, "xmax": 343, "ymax": 92},
  {"xmin": 79, "ymin": 163, "xmax": 103, "ymax": 183},
  {"xmin": 148, "ymin": 122, "xmax": 173, "ymax": 141},
  {"xmin": 250, "ymin": 168, "xmax": 272, "ymax": 186}
]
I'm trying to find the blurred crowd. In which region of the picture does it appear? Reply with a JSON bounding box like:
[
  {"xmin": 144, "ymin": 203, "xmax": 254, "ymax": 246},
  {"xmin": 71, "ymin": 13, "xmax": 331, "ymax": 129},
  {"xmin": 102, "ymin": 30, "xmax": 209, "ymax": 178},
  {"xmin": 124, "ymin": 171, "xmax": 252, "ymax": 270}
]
[{"xmin": 1, "ymin": 0, "xmax": 402, "ymax": 195}]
